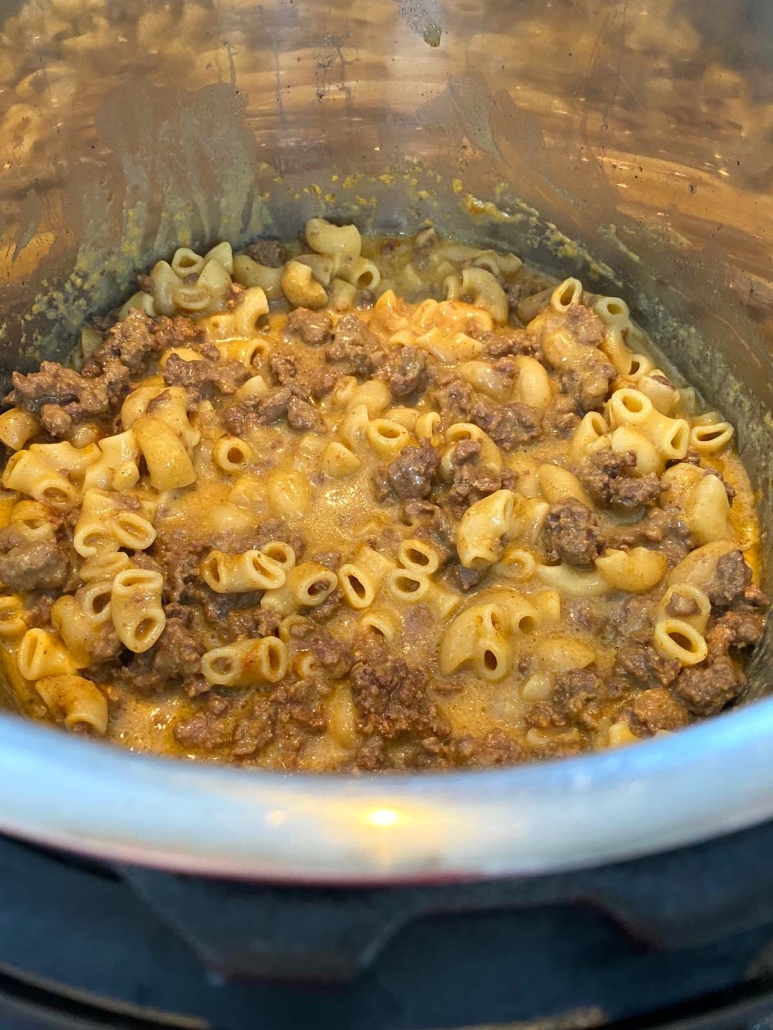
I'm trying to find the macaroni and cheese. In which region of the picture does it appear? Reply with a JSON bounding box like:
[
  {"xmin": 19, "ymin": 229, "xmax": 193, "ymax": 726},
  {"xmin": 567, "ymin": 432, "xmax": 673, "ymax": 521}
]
[{"xmin": 0, "ymin": 220, "xmax": 766, "ymax": 770}]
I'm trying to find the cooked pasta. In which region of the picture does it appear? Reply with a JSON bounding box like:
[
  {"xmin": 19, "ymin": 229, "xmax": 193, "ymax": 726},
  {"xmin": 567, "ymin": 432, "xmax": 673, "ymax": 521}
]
[
  {"xmin": 111, "ymin": 568, "xmax": 165, "ymax": 653},
  {"xmin": 0, "ymin": 218, "xmax": 764, "ymax": 771}
]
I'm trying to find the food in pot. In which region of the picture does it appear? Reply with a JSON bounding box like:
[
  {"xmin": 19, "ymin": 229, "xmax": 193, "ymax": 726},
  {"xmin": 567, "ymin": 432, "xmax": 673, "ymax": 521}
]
[{"xmin": 0, "ymin": 219, "xmax": 766, "ymax": 770}]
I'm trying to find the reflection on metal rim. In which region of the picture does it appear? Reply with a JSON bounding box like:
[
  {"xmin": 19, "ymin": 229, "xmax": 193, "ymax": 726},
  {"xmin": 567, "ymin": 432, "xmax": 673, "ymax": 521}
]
[
  {"xmin": 0, "ymin": 705, "xmax": 772, "ymax": 883},
  {"xmin": 2, "ymin": 0, "xmax": 773, "ymax": 881}
]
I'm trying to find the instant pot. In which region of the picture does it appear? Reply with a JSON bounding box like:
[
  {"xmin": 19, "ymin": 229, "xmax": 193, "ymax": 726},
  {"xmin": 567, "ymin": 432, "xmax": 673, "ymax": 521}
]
[{"xmin": 2, "ymin": 1, "xmax": 773, "ymax": 1027}]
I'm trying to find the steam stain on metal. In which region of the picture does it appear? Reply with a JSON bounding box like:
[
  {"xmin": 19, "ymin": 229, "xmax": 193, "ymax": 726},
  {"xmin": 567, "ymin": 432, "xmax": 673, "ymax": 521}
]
[
  {"xmin": 398, "ymin": 0, "xmax": 443, "ymax": 46},
  {"xmin": 11, "ymin": 189, "xmax": 43, "ymax": 263}
]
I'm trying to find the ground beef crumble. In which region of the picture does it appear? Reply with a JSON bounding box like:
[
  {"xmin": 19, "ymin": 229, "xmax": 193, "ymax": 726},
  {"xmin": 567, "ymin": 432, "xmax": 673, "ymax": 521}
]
[
  {"xmin": 578, "ymin": 449, "xmax": 662, "ymax": 509},
  {"xmin": 631, "ymin": 688, "xmax": 690, "ymax": 734},
  {"xmin": 386, "ymin": 439, "xmax": 440, "ymax": 500},
  {"xmin": 0, "ymin": 536, "xmax": 71, "ymax": 592},
  {"xmin": 672, "ymin": 657, "xmax": 746, "ymax": 716},
  {"xmin": 526, "ymin": 668, "xmax": 610, "ymax": 734},
  {"xmin": 350, "ymin": 654, "xmax": 450, "ymax": 740},
  {"xmin": 284, "ymin": 307, "xmax": 333, "ymax": 346},
  {"xmin": 706, "ymin": 550, "xmax": 752, "ymax": 608},
  {"xmin": 163, "ymin": 353, "xmax": 249, "ymax": 398},
  {"xmin": 613, "ymin": 645, "xmax": 681, "ymax": 688},
  {"xmin": 540, "ymin": 498, "xmax": 603, "ymax": 567},
  {"xmin": 325, "ymin": 314, "xmax": 387, "ymax": 375},
  {"xmin": 376, "ymin": 346, "xmax": 428, "ymax": 398},
  {"xmin": 468, "ymin": 397, "xmax": 543, "ymax": 451}
]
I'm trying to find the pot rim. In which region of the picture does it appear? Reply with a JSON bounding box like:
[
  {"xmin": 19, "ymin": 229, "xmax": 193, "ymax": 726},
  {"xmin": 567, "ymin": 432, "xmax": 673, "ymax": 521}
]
[{"xmin": 0, "ymin": 701, "xmax": 771, "ymax": 883}]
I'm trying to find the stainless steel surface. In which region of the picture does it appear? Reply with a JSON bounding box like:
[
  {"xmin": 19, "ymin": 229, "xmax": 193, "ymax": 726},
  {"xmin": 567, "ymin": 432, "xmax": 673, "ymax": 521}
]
[
  {"xmin": 3, "ymin": 698, "xmax": 773, "ymax": 883},
  {"xmin": 0, "ymin": 0, "xmax": 772, "ymax": 880}
]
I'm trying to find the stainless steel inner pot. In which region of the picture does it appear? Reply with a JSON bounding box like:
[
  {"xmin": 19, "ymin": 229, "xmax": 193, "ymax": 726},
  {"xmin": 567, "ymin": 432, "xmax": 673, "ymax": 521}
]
[{"xmin": 0, "ymin": 0, "xmax": 772, "ymax": 883}]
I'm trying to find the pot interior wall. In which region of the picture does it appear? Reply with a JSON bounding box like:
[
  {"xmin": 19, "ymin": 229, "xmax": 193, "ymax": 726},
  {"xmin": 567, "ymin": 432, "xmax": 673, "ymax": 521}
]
[{"xmin": 0, "ymin": 0, "xmax": 772, "ymax": 711}]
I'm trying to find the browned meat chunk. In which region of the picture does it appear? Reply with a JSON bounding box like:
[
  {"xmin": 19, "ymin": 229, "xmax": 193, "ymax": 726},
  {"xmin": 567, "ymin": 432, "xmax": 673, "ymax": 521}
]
[
  {"xmin": 605, "ymin": 506, "xmax": 691, "ymax": 567},
  {"xmin": 451, "ymin": 439, "xmax": 482, "ymax": 465},
  {"xmin": 325, "ymin": 314, "xmax": 387, "ymax": 375},
  {"xmin": 350, "ymin": 655, "xmax": 450, "ymax": 739},
  {"xmin": 480, "ymin": 328, "xmax": 540, "ymax": 358},
  {"xmin": 175, "ymin": 697, "xmax": 234, "ymax": 751},
  {"xmin": 286, "ymin": 396, "xmax": 324, "ymax": 433},
  {"xmin": 287, "ymin": 620, "xmax": 353, "ymax": 679},
  {"xmin": 402, "ymin": 497, "xmax": 445, "ymax": 527},
  {"xmin": 563, "ymin": 598, "xmax": 606, "ymax": 634},
  {"xmin": 570, "ymin": 306, "xmax": 607, "ymax": 345},
  {"xmin": 309, "ymin": 589, "xmax": 342, "ymax": 624},
  {"xmin": 40, "ymin": 404, "xmax": 72, "ymax": 437},
  {"xmin": 284, "ymin": 307, "xmax": 333, "ymax": 346},
  {"xmin": 553, "ymin": 668, "xmax": 606, "ymax": 714},
  {"xmin": 447, "ymin": 563, "xmax": 489, "ymax": 592},
  {"xmin": 559, "ymin": 361, "xmax": 616, "ymax": 413},
  {"xmin": 744, "ymin": 583, "xmax": 770, "ymax": 608},
  {"xmin": 543, "ymin": 394, "xmax": 580, "ymax": 438},
  {"xmin": 0, "ymin": 538, "xmax": 69, "ymax": 591},
  {"xmin": 9, "ymin": 361, "xmax": 129, "ymax": 431},
  {"xmin": 219, "ymin": 607, "xmax": 281, "ymax": 644},
  {"xmin": 538, "ymin": 306, "xmax": 605, "ymax": 349},
  {"xmin": 151, "ymin": 544, "xmax": 201, "ymax": 606},
  {"xmin": 541, "ymin": 498, "xmax": 602, "ymax": 566},
  {"xmin": 23, "ymin": 595, "xmax": 54, "ymax": 629},
  {"xmin": 611, "ymin": 508, "xmax": 678, "ymax": 547},
  {"xmin": 526, "ymin": 668, "xmax": 607, "ymax": 732},
  {"xmin": 223, "ymin": 384, "xmax": 310, "ymax": 434},
  {"xmin": 89, "ymin": 310, "xmax": 205, "ymax": 373},
  {"xmin": 706, "ymin": 610, "xmax": 766, "ymax": 659},
  {"xmin": 87, "ymin": 623, "xmax": 123, "ymax": 663},
  {"xmin": 371, "ymin": 469, "xmax": 392, "ymax": 503},
  {"xmin": 603, "ymin": 596, "xmax": 656, "ymax": 646},
  {"xmin": 579, "ymin": 449, "xmax": 662, "ymax": 509},
  {"xmin": 611, "ymin": 473, "xmax": 663, "ymax": 508},
  {"xmin": 150, "ymin": 618, "xmax": 204, "ymax": 681},
  {"xmin": 245, "ymin": 239, "xmax": 286, "ymax": 267},
  {"xmin": 453, "ymin": 729, "xmax": 524, "ymax": 766},
  {"xmin": 271, "ymin": 679, "xmax": 329, "ymax": 734},
  {"xmin": 637, "ymin": 508, "xmax": 678, "ymax": 543},
  {"xmin": 469, "ymin": 397, "xmax": 543, "ymax": 451},
  {"xmin": 672, "ymin": 656, "xmax": 745, "ymax": 716},
  {"xmin": 353, "ymin": 737, "xmax": 387, "ymax": 771},
  {"xmin": 706, "ymin": 550, "xmax": 752, "ymax": 608},
  {"xmin": 305, "ymin": 366, "xmax": 341, "ymax": 399},
  {"xmin": 310, "ymin": 550, "xmax": 342, "ymax": 571},
  {"xmin": 632, "ymin": 688, "xmax": 690, "ymax": 733},
  {"xmin": 385, "ymin": 738, "xmax": 452, "ymax": 771},
  {"xmin": 433, "ymin": 376, "xmax": 475, "ymax": 421},
  {"xmin": 309, "ymin": 631, "xmax": 353, "ymax": 679},
  {"xmin": 386, "ymin": 439, "xmax": 440, "ymax": 500},
  {"xmin": 447, "ymin": 463, "xmax": 501, "ymax": 514},
  {"xmin": 268, "ymin": 353, "xmax": 298, "ymax": 384},
  {"xmin": 613, "ymin": 644, "xmax": 681, "ymax": 688},
  {"xmin": 377, "ymin": 346, "xmax": 428, "ymax": 398},
  {"xmin": 257, "ymin": 385, "xmax": 303, "ymax": 424},
  {"xmin": 231, "ymin": 701, "xmax": 276, "ymax": 757},
  {"xmin": 162, "ymin": 353, "xmax": 248, "ymax": 397}
]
